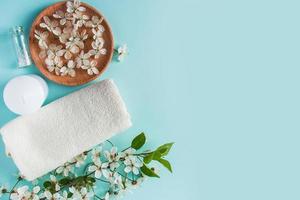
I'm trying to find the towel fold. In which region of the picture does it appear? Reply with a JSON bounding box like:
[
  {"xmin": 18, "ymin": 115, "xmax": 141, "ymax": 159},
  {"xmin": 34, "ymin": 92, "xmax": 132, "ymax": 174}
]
[{"xmin": 0, "ymin": 79, "xmax": 132, "ymax": 181}]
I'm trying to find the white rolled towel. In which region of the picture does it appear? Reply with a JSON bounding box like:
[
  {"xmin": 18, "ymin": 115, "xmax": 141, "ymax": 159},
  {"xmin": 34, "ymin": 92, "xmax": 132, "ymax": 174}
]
[{"xmin": 0, "ymin": 79, "xmax": 132, "ymax": 181}]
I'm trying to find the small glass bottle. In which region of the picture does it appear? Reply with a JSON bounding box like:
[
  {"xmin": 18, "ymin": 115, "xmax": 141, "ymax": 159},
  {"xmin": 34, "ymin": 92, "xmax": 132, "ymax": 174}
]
[{"xmin": 11, "ymin": 26, "xmax": 32, "ymax": 68}]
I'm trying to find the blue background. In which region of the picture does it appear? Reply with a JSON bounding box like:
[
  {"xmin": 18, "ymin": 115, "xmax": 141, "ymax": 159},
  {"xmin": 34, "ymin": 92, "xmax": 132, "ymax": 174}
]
[{"xmin": 0, "ymin": 0, "xmax": 299, "ymax": 199}]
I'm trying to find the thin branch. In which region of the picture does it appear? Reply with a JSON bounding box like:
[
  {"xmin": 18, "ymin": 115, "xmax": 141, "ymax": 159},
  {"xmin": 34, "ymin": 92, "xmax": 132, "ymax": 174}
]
[
  {"xmin": 94, "ymin": 178, "xmax": 110, "ymax": 184},
  {"xmin": 8, "ymin": 178, "xmax": 22, "ymax": 199},
  {"xmin": 106, "ymin": 140, "xmax": 114, "ymax": 147}
]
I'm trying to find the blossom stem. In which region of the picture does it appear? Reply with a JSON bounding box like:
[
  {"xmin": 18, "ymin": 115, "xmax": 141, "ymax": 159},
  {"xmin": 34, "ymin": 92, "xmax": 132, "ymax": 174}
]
[
  {"xmin": 132, "ymin": 152, "xmax": 152, "ymax": 156},
  {"xmin": 121, "ymin": 146, "xmax": 131, "ymax": 152},
  {"xmin": 137, "ymin": 156, "xmax": 143, "ymax": 163},
  {"xmin": 83, "ymin": 162, "xmax": 93, "ymax": 175},
  {"xmin": 8, "ymin": 178, "xmax": 22, "ymax": 199},
  {"xmin": 116, "ymin": 171, "xmax": 134, "ymax": 182},
  {"xmin": 94, "ymin": 194, "xmax": 104, "ymax": 200},
  {"xmin": 85, "ymin": 172, "xmax": 94, "ymax": 177},
  {"xmin": 106, "ymin": 140, "xmax": 114, "ymax": 147},
  {"xmin": 94, "ymin": 178, "xmax": 110, "ymax": 184}
]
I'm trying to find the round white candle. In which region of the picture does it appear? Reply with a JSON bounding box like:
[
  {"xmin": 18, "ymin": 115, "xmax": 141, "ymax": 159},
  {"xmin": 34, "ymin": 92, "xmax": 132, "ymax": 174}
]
[
  {"xmin": 28, "ymin": 74, "xmax": 49, "ymax": 99},
  {"xmin": 3, "ymin": 75, "xmax": 48, "ymax": 115}
]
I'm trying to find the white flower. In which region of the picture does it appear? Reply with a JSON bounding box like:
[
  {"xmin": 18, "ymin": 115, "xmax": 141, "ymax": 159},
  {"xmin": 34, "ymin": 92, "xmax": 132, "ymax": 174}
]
[
  {"xmin": 91, "ymin": 146, "xmax": 102, "ymax": 163},
  {"xmin": 34, "ymin": 30, "xmax": 49, "ymax": 50},
  {"xmin": 69, "ymin": 152, "xmax": 87, "ymax": 167},
  {"xmin": 85, "ymin": 16, "xmax": 104, "ymax": 31},
  {"xmin": 109, "ymin": 173, "xmax": 123, "ymax": 188},
  {"xmin": 59, "ymin": 25, "xmax": 73, "ymax": 44},
  {"xmin": 81, "ymin": 60, "xmax": 99, "ymax": 76},
  {"xmin": 47, "ymin": 44, "xmax": 65, "ymax": 60},
  {"xmin": 69, "ymin": 187, "xmax": 93, "ymax": 200},
  {"xmin": 89, "ymin": 38, "xmax": 107, "ymax": 59},
  {"xmin": 105, "ymin": 147, "xmax": 118, "ymax": 162},
  {"xmin": 127, "ymin": 177, "xmax": 145, "ymax": 189},
  {"xmin": 67, "ymin": 0, "xmax": 86, "ymax": 14},
  {"xmin": 79, "ymin": 187, "xmax": 94, "ymax": 200},
  {"xmin": 106, "ymin": 173, "xmax": 126, "ymax": 199},
  {"xmin": 60, "ymin": 60, "xmax": 76, "ymax": 77},
  {"xmin": 103, "ymin": 192, "xmax": 110, "ymax": 200},
  {"xmin": 50, "ymin": 175, "xmax": 60, "ymax": 191},
  {"xmin": 117, "ymin": 44, "xmax": 128, "ymax": 62},
  {"xmin": 92, "ymin": 28, "xmax": 104, "ymax": 40},
  {"xmin": 56, "ymin": 163, "xmax": 73, "ymax": 177},
  {"xmin": 27, "ymin": 186, "xmax": 41, "ymax": 200},
  {"xmin": 63, "ymin": 50, "xmax": 73, "ymax": 60},
  {"xmin": 45, "ymin": 56, "xmax": 63, "ymax": 75},
  {"xmin": 88, "ymin": 160, "xmax": 110, "ymax": 179},
  {"xmin": 44, "ymin": 190, "xmax": 61, "ymax": 200},
  {"xmin": 78, "ymin": 29, "xmax": 88, "ymax": 41},
  {"xmin": 104, "ymin": 147, "xmax": 120, "ymax": 170},
  {"xmin": 74, "ymin": 12, "xmax": 89, "ymax": 27},
  {"xmin": 118, "ymin": 148, "xmax": 136, "ymax": 160},
  {"xmin": 40, "ymin": 16, "xmax": 61, "ymax": 36},
  {"xmin": 75, "ymin": 50, "xmax": 90, "ymax": 68},
  {"xmin": 65, "ymin": 32, "xmax": 85, "ymax": 55},
  {"xmin": 58, "ymin": 26, "xmax": 75, "ymax": 59},
  {"xmin": 10, "ymin": 186, "xmax": 30, "ymax": 200},
  {"xmin": 53, "ymin": 10, "xmax": 73, "ymax": 26},
  {"xmin": 124, "ymin": 156, "xmax": 142, "ymax": 175}
]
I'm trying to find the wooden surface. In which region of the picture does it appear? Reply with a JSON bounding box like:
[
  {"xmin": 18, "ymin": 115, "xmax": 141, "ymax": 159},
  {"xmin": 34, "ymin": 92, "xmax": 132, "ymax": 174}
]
[{"xmin": 29, "ymin": 2, "xmax": 114, "ymax": 86}]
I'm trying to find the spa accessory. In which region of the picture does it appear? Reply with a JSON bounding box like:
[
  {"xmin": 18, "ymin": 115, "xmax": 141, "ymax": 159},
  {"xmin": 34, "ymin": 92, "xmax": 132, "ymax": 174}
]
[
  {"xmin": 0, "ymin": 79, "xmax": 131, "ymax": 181},
  {"xmin": 29, "ymin": 1, "xmax": 114, "ymax": 86},
  {"xmin": 3, "ymin": 75, "xmax": 48, "ymax": 115},
  {"xmin": 0, "ymin": 133, "xmax": 174, "ymax": 200},
  {"xmin": 28, "ymin": 74, "xmax": 49, "ymax": 98},
  {"xmin": 11, "ymin": 26, "xmax": 32, "ymax": 68}
]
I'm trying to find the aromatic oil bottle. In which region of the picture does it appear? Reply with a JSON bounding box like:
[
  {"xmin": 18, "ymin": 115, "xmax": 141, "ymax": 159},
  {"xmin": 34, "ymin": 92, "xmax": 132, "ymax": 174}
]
[{"xmin": 11, "ymin": 26, "xmax": 32, "ymax": 68}]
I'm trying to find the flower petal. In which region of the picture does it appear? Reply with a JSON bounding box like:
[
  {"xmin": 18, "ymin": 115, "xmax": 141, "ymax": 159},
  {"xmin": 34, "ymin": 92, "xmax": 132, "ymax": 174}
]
[
  {"xmin": 70, "ymin": 45, "xmax": 79, "ymax": 54},
  {"xmin": 69, "ymin": 69, "xmax": 76, "ymax": 77},
  {"xmin": 94, "ymin": 170, "xmax": 102, "ymax": 178},
  {"xmin": 133, "ymin": 167, "xmax": 140, "ymax": 175},
  {"xmin": 68, "ymin": 60, "xmax": 75, "ymax": 68},
  {"xmin": 124, "ymin": 166, "xmax": 131, "ymax": 173},
  {"xmin": 92, "ymin": 67, "xmax": 99, "ymax": 75},
  {"xmin": 88, "ymin": 165, "xmax": 97, "ymax": 172},
  {"xmin": 65, "ymin": 51, "xmax": 72, "ymax": 59}
]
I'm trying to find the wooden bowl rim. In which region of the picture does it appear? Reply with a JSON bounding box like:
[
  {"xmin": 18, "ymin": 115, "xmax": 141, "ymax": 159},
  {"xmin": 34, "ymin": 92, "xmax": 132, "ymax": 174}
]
[{"xmin": 29, "ymin": 1, "xmax": 114, "ymax": 86}]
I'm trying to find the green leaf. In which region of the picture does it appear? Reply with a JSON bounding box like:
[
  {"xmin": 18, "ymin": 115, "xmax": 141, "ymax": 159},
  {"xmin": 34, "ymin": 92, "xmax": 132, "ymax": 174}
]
[
  {"xmin": 143, "ymin": 142, "xmax": 174, "ymax": 164},
  {"xmin": 59, "ymin": 177, "xmax": 72, "ymax": 186},
  {"xmin": 131, "ymin": 132, "xmax": 146, "ymax": 150},
  {"xmin": 43, "ymin": 181, "xmax": 52, "ymax": 188},
  {"xmin": 143, "ymin": 150, "xmax": 162, "ymax": 164},
  {"xmin": 67, "ymin": 193, "xmax": 73, "ymax": 198},
  {"xmin": 156, "ymin": 143, "xmax": 174, "ymax": 156},
  {"xmin": 153, "ymin": 150, "xmax": 162, "ymax": 160},
  {"xmin": 143, "ymin": 153, "xmax": 154, "ymax": 164},
  {"xmin": 86, "ymin": 177, "xmax": 96, "ymax": 183},
  {"xmin": 157, "ymin": 158, "xmax": 173, "ymax": 173},
  {"xmin": 140, "ymin": 165, "xmax": 160, "ymax": 178}
]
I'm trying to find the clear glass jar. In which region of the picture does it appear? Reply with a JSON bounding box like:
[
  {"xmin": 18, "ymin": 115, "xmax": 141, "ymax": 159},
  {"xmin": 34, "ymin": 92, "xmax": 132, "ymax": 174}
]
[{"xmin": 11, "ymin": 26, "xmax": 32, "ymax": 68}]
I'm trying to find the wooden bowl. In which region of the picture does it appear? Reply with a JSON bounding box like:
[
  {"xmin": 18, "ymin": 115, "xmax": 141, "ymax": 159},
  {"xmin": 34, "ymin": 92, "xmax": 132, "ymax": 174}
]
[{"xmin": 29, "ymin": 2, "xmax": 114, "ymax": 86}]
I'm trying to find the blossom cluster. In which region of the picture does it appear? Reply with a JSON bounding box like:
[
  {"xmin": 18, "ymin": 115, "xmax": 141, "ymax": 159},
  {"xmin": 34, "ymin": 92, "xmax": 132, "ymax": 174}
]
[
  {"xmin": 0, "ymin": 133, "xmax": 173, "ymax": 200},
  {"xmin": 34, "ymin": 0, "xmax": 107, "ymax": 77}
]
